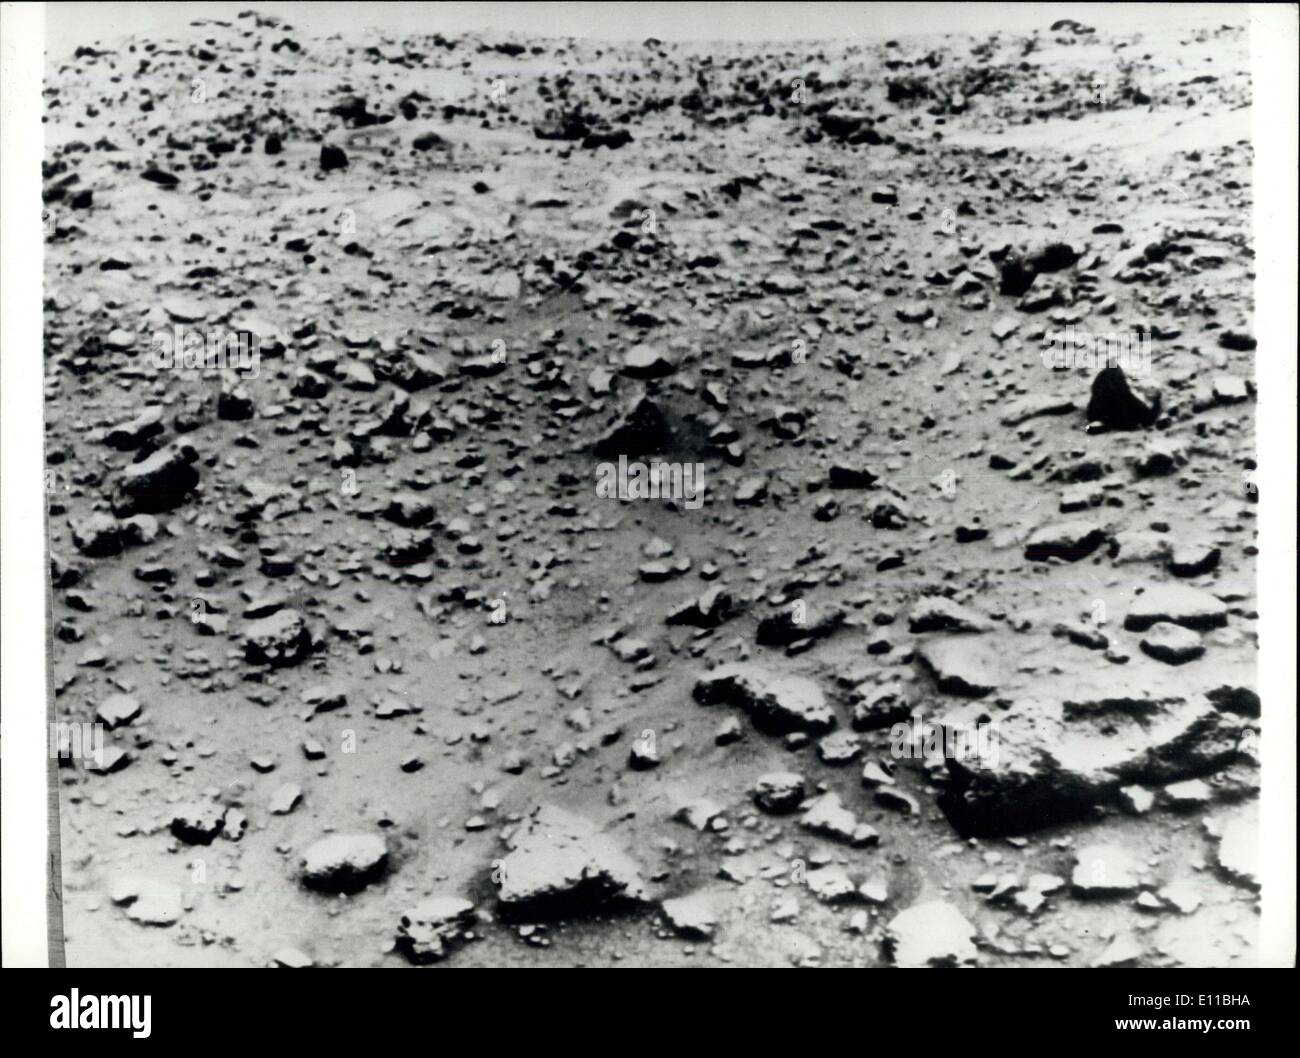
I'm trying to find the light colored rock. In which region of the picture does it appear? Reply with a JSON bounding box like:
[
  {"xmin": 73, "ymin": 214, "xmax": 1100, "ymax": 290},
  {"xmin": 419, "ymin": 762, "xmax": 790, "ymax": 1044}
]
[
  {"xmin": 661, "ymin": 891, "xmax": 719, "ymax": 938},
  {"xmin": 110, "ymin": 876, "xmax": 184, "ymax": 926},
  {"xmin": 884, "ymin": 901, "xmax": 978, "ymax": 967},
  {"xmin": 1124, "ymin": 585, "xmax": 1229, "ymax": 632},
  {"xmin": 1072, "ymin": 843, "xmax": 1142, "ymax": 895},
  {"xmin": 917, "ymin": 636, "xmax": 1002, "ymax": 697},
  {"xmin": 495, "ymin": 804, "xmax": 648, "ymax": 913},
  {"xmin": 1140, "ymin": 622, "xmax": 1206, "ymax": 664},
  {"xmin": 694, "ymin": 664, "xmax": 836, "ymax": 733},
  {"xmin": 95, "ymin": 693, "xmax": 142, "ymax": 729},
  {"xmin": 300, "ymin": 833, "xmax": 388, "ymax": 893}
]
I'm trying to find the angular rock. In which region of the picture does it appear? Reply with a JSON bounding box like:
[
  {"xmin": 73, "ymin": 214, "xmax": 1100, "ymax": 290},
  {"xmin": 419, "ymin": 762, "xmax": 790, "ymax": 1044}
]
[
  {"xmin": 693, "ymin": 664, "xmax": 836, "ymax": 733},
  {"xmin": 110, "ymin": 876, "xmax": 184, "ymax": 926},
  {"xmin": 756, "ymin": 606, "xmax": 845, "ymax": 647},
  {"xmin": 1085, "ymin": 367, "xmax": 1159, "ymax": 430},
  {"xmin": 939, "ymin": 659, "xmax": 1248, "ymax": 834},
  {"xmin": 320, "ymin": 144, "xmax": 348, "ymax": 171},
  {"xmin": 827, "ymin": 464, "xmax": 880, "ymax": 489},
  {"xmin": 1024, "ymin": 519, "xmax": 1108, "ymax": 562},
  {"xmin": 665, "ymin": 585, "xmax": 737, "ymax": 629},
  {"xmin": 806, "ymin": 866, "xmax": 858, "ymax": 903},
  {"xmin": 661, "ymin": 891, "xmax": 719, "ymax": 939},
  {"xmin": 243, "ymin": 609, "xmax": 312, "ymax": 667},
  {"xmin": 751, "ymin": 771, "xmax": 806, "ymax": 814},
  {"xmin": 907, "ymin": 597, "xmax": 991, "ymax": 634},
  {"xmin": 849, "ymin": 681, "xmax": 911, "ymax": 730},
  {"xmin": 170, "ymin": 802, "xmax": 225, "ymax": 845},
  {"xmin": 494, "ymin": 804, "xmax": 648, "ymax": 917},
  {"xmin": 884, "ymin": 901, "xmax": 978, "ymax": 967},
  {"xmin": 799, "ymin": 792, "xmax": 877, "ymax": 847},
  {"xmin": 96, "ymin": 693, "xmax": 141, "ymax": 729},
  {"xmin": 593, "ymin": 394, "xmax": 672, "ymax": 457},
  {"xmin": 397, "ymin": 897, "xmax": 477, "ymax": 963},
  {"xmin": 916, "ymin": 637, "xmax": 1002, "ymax": 697}
]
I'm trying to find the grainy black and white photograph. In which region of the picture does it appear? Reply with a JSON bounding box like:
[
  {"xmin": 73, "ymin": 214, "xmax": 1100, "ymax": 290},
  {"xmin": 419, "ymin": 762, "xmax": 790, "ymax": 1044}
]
[{"xmin": 4, "ymin": 0, "xmax": 1295, "ymax": 983}]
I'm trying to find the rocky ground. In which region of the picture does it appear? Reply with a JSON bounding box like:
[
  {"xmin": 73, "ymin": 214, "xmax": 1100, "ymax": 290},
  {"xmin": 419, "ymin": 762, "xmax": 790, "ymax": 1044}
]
[{"xmin": 44, "ymin": 11, "xmax": 1260, "ymax": 967}]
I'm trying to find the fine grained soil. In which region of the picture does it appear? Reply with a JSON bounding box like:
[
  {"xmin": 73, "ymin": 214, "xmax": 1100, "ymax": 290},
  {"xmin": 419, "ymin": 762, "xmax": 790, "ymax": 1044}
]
[{"xmin": 44, "ymin": 12, "xmax": 1260, "ymax": 967}]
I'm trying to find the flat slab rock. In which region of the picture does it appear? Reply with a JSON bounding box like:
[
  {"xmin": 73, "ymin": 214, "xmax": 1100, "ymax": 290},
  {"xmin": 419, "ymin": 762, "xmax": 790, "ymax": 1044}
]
[
  {"xmin": 1123, "ymin": 584, "xmax": 1229, "ymax": 632},
  {"xmin": 1023, "ymin": 518, "xmax": 1109, "ymax": 562},
  {"xmin": 884, "ymin": 901, "xmax": 978, "ymax": 967},
  {"xmin": 1072, "ymin": 843, "xmax": 1145, "ymax": 894},
  {"xmin": 620, "ymin": 343, "xmax": 676, "ymax": 378},
  {"xmin": 693, "ymin": 663, "xmax": 836, "ymax": 733},
  {"xmin": 110, "ymin": 876, "xmax": 185, "ymax": 926},
  {"xmin": 300, "ymin": 833, "xmax": 389, "ymax": 893},
  {"xmin": 1000, "ymin": 393, "xmax": 1075, "ymax": 426},
  {"xmin": 907, "ymin": 596, "xmax": 991, "ymax": 634},
  {"xmin": 661, "ymin": 891, "xmax": 721, "ymax": 939},
  {"xmin": 1140, "ymin": 622, "xmax": 1206, "ymax": 664},
  {"xmin": 916, "ymin": 636, "xmax": 1004, "ymax": 697},
  {"xmin": 495, "ymin": 804, "xmax": 648, "ymax": 917},
  {"xmin": 938, "ymin": 652, "xmax": 1251, "ymax": 835}
]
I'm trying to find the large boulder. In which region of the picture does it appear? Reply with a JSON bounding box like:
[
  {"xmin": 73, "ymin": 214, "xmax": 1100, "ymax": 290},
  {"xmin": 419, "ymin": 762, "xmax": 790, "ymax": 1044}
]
[
  {"xmin": 494, "ymin": 804, "xmax": 648, "ymax": 917},
  {"xmin": 937, "ymin": 651, "xmax": 1251, "ymax": 835}
]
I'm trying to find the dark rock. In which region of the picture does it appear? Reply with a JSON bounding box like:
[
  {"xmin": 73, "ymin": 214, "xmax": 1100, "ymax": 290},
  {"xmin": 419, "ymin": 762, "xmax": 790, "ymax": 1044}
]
[
  {"xmin": 319, "ymin": 144, "xmax": 348, "ymax": 171},
  {"xmin": 396, "ymin": 897, "xmax": 477, "ymax": 963},
  {"xmin": 242, "ymin": 609, "xmax": 313, "ymax": 667},
  {"xmin": 1085, "ymin": 367, "xmax": 1159, "ymax": 430},
  {"xmin": 593, "ymin": 394, "xmax": 672, "ymax": 457},
  {"xmin": 112, "ymin": 443, "xmax": 200, "ymax": 515},
  {"xmin": 170, "ymin": 802, "xmax": 225, "ymax": 845}
]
